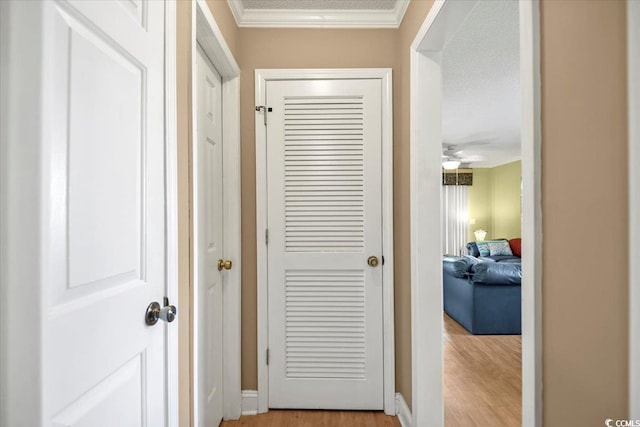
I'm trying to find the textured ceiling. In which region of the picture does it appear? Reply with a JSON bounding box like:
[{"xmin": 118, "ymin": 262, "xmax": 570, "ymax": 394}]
[
  {"xmin": 241, "ymin": 0, "xmax": 397, "ymax": 10},
  {"xmin": 442, "ymin": 0, "xmax": 521, "ymax": 168}
]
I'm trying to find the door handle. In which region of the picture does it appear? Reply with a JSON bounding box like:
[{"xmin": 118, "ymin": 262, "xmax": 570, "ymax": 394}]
[
  {"xmin": 145, "ymin": 298, "xmax": 177, "ymax": 326},
  {"xmin": 367, "ymin": 256, "xmax": 380, "ymax": 267},
  {"xmin": 218, "ymin": 259, "xmax": 232, "ymax": 271}
]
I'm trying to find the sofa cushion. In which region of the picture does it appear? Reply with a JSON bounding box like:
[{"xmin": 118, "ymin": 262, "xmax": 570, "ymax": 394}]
[
  {"xmin": 487, "ymin": 240, "xmax": 513, "ymax": 256},
  {"xmin": 476, "ymin": 239, "xmax": 507, "ymax": 257},
  {"xmin": 443, "ymin": 257, "xmax": 472, "ymax": 278},
  {"xmin": 509, "ymin": 238, "xmax": 522, "ymax": 257},
  {"xmin": 471, "ymin": 262, "xmax": 522, "ymax": 285},
  {"xmin": 479, "ymin": 255, "xmax": 522, "ymax": 262},
  {"xmin": 462, "ymin": 255, "xmax": 482, "ymax": 265},
  {"xmin": 495, "ymin": 258, "xmax": 522, "ymax": 264},
  {"xmin": 466, "ymin": 242, "xmax": 480, "ymax": 257}
]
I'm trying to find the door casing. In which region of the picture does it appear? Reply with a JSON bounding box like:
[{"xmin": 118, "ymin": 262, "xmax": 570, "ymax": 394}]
[
  {"xmin": 0, "ymin": 1, "xmax": 178, "ymax": 425},
  {"xmin": 255, "ymin": 68, "xmax": 395, "ymax": 415},
  {"xmin": 629, "ymin": 0, "xmax": 640, "ymax": 417},
  {"xmin": 191, "ymin": 0, "xmax": 242, "ymax": 421}
]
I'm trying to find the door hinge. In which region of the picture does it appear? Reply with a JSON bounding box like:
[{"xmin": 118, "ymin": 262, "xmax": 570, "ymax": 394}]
[
  {"xmin": 266, "ymin": 348, "xmax": 270, "ymax": 365},
  {"xmin": 265, "ymin": 228, "xmax": 269, "ymax": 245},
  {"xmin": 255, "ymin": 106, "xmax": 272, "ymax": 126}
]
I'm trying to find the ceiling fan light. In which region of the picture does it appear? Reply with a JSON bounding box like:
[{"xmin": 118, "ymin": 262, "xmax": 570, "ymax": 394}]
[{"xmin": 442, "ymin": 160, "xmax": 461, "ymax": 170}]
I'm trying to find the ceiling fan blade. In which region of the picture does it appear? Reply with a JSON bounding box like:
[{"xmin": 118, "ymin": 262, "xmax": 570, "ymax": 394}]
[{"xmin": 457, "ymin": 154, "xmax": 487, "ymax": 162}]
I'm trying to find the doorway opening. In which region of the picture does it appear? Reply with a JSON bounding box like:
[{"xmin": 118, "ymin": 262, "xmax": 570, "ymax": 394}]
[
  {"xmin": 440, "ymin": 1, "xmax": 522, "ymax": 424},
  {"xmin": 191, "ymin": 0, "xmax": 242, "ymax": 423},
  {"xmin": 410, "ymin": 1, "xmax": 542, "ymax": 426}
]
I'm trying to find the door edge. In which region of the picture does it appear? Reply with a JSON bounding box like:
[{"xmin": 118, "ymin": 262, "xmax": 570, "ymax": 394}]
[{"xmin": 254, "ymin": 68, "xmax": 396, "ymax": 415}]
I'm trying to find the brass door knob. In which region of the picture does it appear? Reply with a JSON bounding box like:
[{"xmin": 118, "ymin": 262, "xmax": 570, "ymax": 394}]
[
  {"xmin": 367, "ymin": 256, "xmax": 379, "ymax": 267},
  {"xmin": 218, "ymin": 259, "xmax": 232, "ymax": 271}
]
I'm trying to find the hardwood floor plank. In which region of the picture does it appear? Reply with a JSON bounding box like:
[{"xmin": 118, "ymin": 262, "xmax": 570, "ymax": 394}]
[
  {"xmin": 443, "ymin": 314, "xmax": 522, "ymax": 426},
  {"xmin": 220, "ymin": 410, "xmax": 401, "ymax": 427}
]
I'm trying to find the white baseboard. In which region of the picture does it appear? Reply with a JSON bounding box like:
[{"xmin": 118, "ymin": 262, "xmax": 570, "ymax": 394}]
[
  {"xmin": 241, "ymin": 390, "xmax": 258, "ymax": 416},
  {"xmin": 395, "ymin": 393, "xmax": 412, "ymax": 427},
  {"xmin": 242, "ymin": 390, "xmax": 410, "ymax": 423}
]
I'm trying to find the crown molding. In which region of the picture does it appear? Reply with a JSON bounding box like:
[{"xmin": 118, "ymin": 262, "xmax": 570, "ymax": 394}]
[{"xmin": 227, "ymin": 0, "xmax": 409, "ymax": 28}]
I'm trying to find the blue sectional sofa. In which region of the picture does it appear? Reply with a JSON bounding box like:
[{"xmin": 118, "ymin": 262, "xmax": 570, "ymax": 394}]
[{"xmin": 443, "ymin": 254, "xmax": 522, "ymax": 335}]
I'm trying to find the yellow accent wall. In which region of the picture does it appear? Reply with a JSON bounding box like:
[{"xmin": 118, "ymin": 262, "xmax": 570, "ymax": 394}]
[
  {"xmin": 468, "ymin": 161, "xmax": 521, "ymax": 241},
  {"xmin": 491, "ymin": 161, "xmax": 522, "ymax": 239},
  {"xmin": 467, "ymin": 168, "xmax": 493, "ymax": 242}
]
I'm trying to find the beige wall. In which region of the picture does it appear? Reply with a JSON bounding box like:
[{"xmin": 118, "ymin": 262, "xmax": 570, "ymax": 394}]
[
  {"xmin": 540, "ymin": 1, "xmax": 628, "ymax": 424},
  {"xmin": 176, "ymin": 2, "xmax": 192, "ymax": 425},
  {"xmin": 177, "ymin": 1, "xmax": 630, "ymax": 424}
]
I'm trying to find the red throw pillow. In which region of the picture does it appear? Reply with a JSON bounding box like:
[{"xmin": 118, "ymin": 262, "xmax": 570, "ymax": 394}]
[{"xmin": 509, "ymin": 238, "xmax": 522, "ymax": 257}]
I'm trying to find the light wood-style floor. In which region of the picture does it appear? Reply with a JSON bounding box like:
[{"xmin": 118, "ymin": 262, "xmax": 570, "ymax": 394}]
[
  {"xmin": 220, "ymin": 410, "xmax": 400, "ymax": 427},
  {"xmin": 444, "ymin": 314, "xmax": 522, "ymax": 426},
  {"xmin": 221, "ymin": 315, "xmax": 521, "ymax": 426}
]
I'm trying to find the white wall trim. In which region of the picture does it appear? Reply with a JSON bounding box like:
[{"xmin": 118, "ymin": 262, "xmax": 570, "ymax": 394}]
[
  {"xmin": 241, "ymin": 390, "xmax": 259, "ymax": 416},
  {"xmin": 0, "ymin": 2, "xmax": 45, "ymax": 425},
  {"xmin": 629, "ymin": 0, "xmax": 640, "ymax": 418},
  {"xmin": 255, "ymin": 68, "xmax": 395, "ymax": 415},
  {"xmin": 192, "ymin": 0, "xmax": 242, "ymax": 421},
  {"xmin": 409, "ymin": 1, "xmax": 542, "ymax": 426},
  {"xmin": 227, "ymin": 0, "xmax": 409, "ymax": 28},
  {"xmin": 395, "ymin": 393, "xmax": 412, "ymax": 427},
  {"xmin": 519, "ymin": 2, "xmax": 543, "ymax": 425},
  {"xmin": 380, "ymin": 68, "xmax": 397, "ymax": 417},
  {"xmin": 164, "ymin": 1, "xmax": 180, "ymax": 425}
]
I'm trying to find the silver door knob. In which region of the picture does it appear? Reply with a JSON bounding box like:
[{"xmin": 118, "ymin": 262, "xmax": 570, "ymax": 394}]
[{"xmin": 145, "ymin": 299, "xmax": 177, "ymax": 326}]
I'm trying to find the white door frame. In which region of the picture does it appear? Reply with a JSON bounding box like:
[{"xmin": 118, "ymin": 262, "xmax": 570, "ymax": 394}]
[
  {"xmin": 629, "ymin": 0, "xmax": 640, "ymax": 418},
  {"xmin": 255, "ymin": 68, "xmax": 396, "ymax": 415},
  {"xmin": 409, "ymin": 1, "xmax": 542, "ymax": 426},
  {"xmin": 191, "ymin": 0, "xmax": 242, "ymax": 421},
  {"xmin": 0, "ymin": 1, "xmax": 179, "ymax": 425}
]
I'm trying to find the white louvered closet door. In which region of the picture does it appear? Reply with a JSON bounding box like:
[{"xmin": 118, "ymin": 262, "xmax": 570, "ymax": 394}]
[{"xmin": 266, "ymin": 79, "xmax": 384, "ymax": 409}]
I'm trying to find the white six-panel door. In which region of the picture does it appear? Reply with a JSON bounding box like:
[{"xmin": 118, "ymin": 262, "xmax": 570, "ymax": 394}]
[
  {"xmin": 194, "ymin": 44, "xmax": 225, "ymax": 426},
  {"xmin": 23, "ymin": 0, "xmax": 173, "ymax": 425},
  {"xmin": 266, "ymin": 79, "xmax": 384, "ymax": 409}
]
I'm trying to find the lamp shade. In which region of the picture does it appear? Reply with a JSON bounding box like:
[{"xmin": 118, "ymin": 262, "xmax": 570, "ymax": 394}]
[{"xmin": 474, "ymin": 229, "xmax": 487, "ymax": 241}]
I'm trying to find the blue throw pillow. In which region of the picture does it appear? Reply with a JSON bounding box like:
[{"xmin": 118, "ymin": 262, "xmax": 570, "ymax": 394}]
[
  {"xmin": 466, "ymin": 242, "xmax": 480, "ymax": 257},
  {"xmin": 475, "ymin": 241, "xmax": 491, "ymax": 257},
  {"xmin": 476, "ymin": 240, "xmax": 510, "ymax": 257}
]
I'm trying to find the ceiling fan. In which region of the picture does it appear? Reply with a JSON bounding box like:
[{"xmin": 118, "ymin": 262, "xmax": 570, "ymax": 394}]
[{"xmin": 442, "ymin": 144, "xmax": 487, "ymax": 169}]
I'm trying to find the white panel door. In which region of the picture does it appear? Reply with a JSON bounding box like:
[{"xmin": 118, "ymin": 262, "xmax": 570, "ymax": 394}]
[
  {"xmin": 266, "ymin": 79, "xmax": 384, "ymax": 409},
  {"xmin": 38, "ymin": 0, "xmax": 169, "ymax": 425},
  {"xmin": 194, "ymin": 44, "xmax": 225, "ymax": 426}
]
